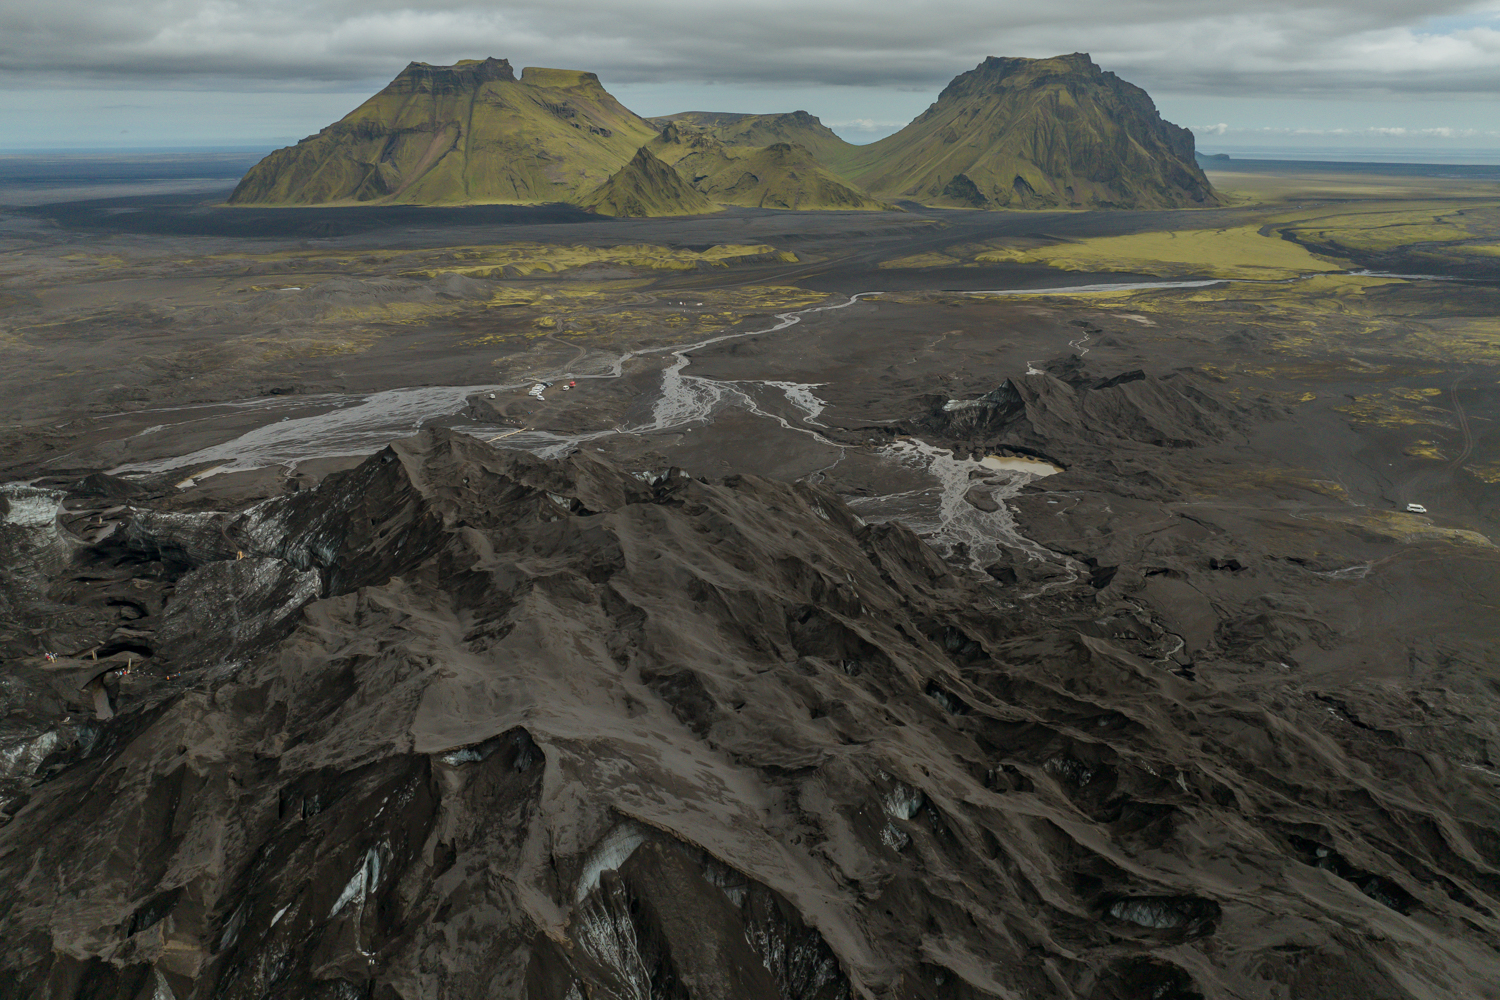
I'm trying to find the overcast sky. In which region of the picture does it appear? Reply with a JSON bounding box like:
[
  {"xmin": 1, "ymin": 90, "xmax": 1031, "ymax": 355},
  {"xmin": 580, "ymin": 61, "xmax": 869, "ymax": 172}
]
[{"xmin": 5, "ymin": 0, "xmax": 1500, "ymax": 157}]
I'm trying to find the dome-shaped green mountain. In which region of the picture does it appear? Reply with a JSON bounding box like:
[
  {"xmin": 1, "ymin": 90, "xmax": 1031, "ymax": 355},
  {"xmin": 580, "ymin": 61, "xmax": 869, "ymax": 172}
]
[{"xmin": 826, "ymin": 53, "xmax": 1217, "ymax": 209}]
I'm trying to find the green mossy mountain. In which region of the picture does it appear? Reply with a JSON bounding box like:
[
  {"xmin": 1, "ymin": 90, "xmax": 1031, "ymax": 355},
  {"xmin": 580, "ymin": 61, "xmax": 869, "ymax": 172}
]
[
  {"xmin": 229, "ymin": 53, "xmax": 1211, "ymax": 214},
  {"xmin": 228, "ymin": 59, "xmax": 659, "ymax": 206},
  {"xmin": 827, "ymin": 53, "xmax": 1217, "ymax": 209},
  {"xmin": 581, "ymin": 147, "xmax": 720, "ymax": 217},
  {"xmin": 648, "ymin": 124, "xmax": 889, "ymax": 211},
  {"xmin": 649, "ymin": 111, "xmax": 857, "ymax": 166}
]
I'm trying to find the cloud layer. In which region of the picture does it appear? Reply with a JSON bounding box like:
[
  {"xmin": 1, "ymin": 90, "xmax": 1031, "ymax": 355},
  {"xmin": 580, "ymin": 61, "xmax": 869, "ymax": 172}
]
[{"xmin": 5, "ymin": 0, "xmax": 1500, "ymax": 99}]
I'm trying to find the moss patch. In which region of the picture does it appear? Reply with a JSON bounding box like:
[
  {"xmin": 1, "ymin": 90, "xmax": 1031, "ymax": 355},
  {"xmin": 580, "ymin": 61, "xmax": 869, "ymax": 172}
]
[
  {"xmin": 402, "ymin": 242, "xmax": 797, "ymax": 278},
  {"xmin": 974, "ymin": 225, "xmax": 1343, "ymax": 280},
  {"xmin": 1465, "ymin": 462, "xmax": 1500, "ymax": 484},
  {"xmin": 1315, "ymin": 510, "xmax": 1492, "ymax": 547}
]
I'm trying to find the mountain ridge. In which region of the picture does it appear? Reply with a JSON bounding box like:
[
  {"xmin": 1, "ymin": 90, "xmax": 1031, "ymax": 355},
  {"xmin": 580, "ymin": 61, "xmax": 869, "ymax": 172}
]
[
  {"xmin": 650, "ymin": 110, "xmax": 858, "ymax": 166},
  {"xmin": 229, "ymin": 53, "xmax": 1215, "ymax": 213},
  {"xmin": 647, "ymin": 125, "xmax": 890, "ymax": 211}
]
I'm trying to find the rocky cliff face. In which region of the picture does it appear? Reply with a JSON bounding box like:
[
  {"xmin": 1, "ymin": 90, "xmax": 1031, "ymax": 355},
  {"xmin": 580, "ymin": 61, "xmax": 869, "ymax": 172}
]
[
  {"xmin": 2, "ymin": 424, "xmax": 1498, "ymax": 999},
  {"xmin": 839, "ymin": 54, "xmax": 1217, "ymax": 209},
  {"xmin": 917, "ymin": 356, "xmax": 1249, "ymax": 467},
  {"xmin": 383, "ymin": 56, "xmax": 517, "ymax": 93}
]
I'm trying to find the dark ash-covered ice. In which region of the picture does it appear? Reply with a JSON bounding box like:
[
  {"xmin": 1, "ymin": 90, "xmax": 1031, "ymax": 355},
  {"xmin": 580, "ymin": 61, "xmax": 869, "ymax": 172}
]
[{"xmin": 0, "ymin": 428, "xmax": 1496, "ymax": 999}]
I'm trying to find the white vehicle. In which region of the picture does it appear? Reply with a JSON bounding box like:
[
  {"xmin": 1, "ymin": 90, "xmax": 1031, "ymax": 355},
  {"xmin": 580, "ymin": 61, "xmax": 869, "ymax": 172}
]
[{"xmin": 1406, "ymin": 503, "xmax": 1427, "ymax": 514}]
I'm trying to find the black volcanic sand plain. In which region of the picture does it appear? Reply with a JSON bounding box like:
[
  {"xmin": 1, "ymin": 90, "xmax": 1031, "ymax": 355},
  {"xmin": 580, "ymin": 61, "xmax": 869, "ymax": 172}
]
[{"xmin": 1, "ymin": 163, "xmax": 1500, "ymax": 1000}]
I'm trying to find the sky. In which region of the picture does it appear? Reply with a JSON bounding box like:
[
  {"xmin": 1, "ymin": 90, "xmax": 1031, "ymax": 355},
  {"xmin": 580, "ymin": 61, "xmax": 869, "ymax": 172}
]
[{"xmin": 5, "ymin": 0, "xmax": 1500, "ymax": 159}]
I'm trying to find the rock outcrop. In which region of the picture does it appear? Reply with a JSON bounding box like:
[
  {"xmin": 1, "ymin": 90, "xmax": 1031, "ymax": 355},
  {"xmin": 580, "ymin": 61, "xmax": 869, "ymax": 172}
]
[{"xmin": 918, "ymin": 356, "xmax": 1246, "ymax": 467}]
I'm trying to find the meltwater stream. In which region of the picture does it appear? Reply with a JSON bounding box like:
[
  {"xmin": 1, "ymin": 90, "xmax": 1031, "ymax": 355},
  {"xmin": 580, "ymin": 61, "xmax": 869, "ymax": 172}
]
[
  {"xmin": 110, "ymin": 278, "xmax": 1225, "ymax": 575},
  {"xmin": 848, "ymin": 439, "xmax": 1064, "ymax": 570},
  {"xmin": 114, "ymin": 384, "xmax": 504, "ymax": 477}
]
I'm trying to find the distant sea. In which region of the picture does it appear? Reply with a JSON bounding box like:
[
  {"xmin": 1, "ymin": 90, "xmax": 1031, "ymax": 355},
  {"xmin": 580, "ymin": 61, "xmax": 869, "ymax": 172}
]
[
  {"xmin": 0, "ymin": 149, "xmax": 270, "ymax": 207},
  {"xmin": 1198, "ymin": 145, "xmax": 1500, "ymax": 166}
]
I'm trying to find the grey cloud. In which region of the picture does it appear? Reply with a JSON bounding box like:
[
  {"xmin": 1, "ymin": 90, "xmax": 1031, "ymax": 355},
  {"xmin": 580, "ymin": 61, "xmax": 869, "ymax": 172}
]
[{"xmin": 3, "ymin": 0, "xmax": 1500, "ymax": 98}]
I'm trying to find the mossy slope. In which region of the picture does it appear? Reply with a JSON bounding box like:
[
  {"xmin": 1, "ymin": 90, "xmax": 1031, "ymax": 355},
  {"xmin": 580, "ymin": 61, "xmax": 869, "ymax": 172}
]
[
  {"xmin": 698, "ymin": 142, "xmax": 891, "ymax": 211},
  {"xmin": 229, "ymin": 59, "xmax": 659, "ymax": 206},
  {"xmin": 649, "ymin": 125, "xmax": 889, "ymax": 211},
  {"xmin": 832, "ymin": 54, "xmax": 1217, "ymax": 210},
  {"xmin": 649, "ymin": 110, "xmax": 857, "ymax": 166},
  {"xmin": 581, "ymin": 147, "xmax": 720, "ymax": 217}
]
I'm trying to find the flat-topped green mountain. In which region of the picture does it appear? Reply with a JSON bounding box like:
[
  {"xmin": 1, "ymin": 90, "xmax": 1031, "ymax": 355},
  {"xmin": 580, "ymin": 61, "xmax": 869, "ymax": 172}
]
[
  {"xmin": 828, "ymin": 54, "xmax": 1217, "ymax": 209},
  {"xmin": 228, "ymin": 59, "xmax": 659, "ymax": 206}
]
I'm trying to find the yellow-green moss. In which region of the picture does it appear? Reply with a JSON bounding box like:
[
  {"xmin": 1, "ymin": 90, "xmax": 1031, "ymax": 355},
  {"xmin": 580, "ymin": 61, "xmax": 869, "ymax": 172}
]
[
  {"xmin": 974, "ymin": 226, "xmax": 1342, "ymax": 280},
  {"xmin": 1404, "ymin": 441, "xmax": 1447, "ymax": 461}
]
